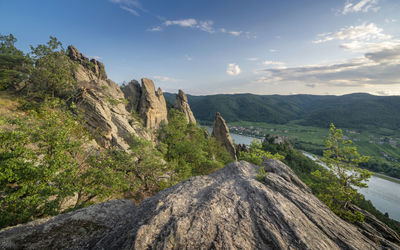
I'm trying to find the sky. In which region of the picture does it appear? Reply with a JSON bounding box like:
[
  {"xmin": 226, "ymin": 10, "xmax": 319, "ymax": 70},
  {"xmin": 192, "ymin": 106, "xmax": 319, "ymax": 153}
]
[{"xmin": 1, "ymin": 0, "xmax": 400, "ymax": 96}]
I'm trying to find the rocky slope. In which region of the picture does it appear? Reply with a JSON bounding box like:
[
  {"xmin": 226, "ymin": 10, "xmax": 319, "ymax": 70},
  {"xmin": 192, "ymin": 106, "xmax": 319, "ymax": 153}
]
[
  {"xmin": 67, "ymin": 46, "xmax": 151, "ymax": 150},
  {"xmin": 212, "ymin": 112, "xmax": 237, "ymax": 160},
  {"xmin": 1, "ymin": 160, "xmax": 398, "ymax": 249}
]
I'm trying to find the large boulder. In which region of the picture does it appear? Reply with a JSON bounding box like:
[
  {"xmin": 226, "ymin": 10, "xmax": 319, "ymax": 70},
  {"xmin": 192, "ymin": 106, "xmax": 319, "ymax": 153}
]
[
  {"xmin": 175, "ymin": 89, "xmax": 196, "ymax": 124},
  {"xmin": 67, "ymin": 46, "xmax": 151, "ymax": 150},
  {"xmin": 212, "ymin": 112, "xmax": 237, "ymax": 160},
  {"xmin": 2, "ymin": 160, "xmax": 398, "ymax": 249}
]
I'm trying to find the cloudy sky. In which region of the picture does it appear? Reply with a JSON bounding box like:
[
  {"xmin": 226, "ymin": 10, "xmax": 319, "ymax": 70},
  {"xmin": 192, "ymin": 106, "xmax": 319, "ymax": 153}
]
[{"xmin": 1, "ymin": 0, "xmax": 400, "ymax": 95}]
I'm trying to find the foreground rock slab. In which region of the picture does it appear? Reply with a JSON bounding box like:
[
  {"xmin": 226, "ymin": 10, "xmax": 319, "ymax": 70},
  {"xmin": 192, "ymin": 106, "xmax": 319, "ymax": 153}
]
[{"xmin": 1, "ymin": 160, "xmax": 398, "ymax": 249}]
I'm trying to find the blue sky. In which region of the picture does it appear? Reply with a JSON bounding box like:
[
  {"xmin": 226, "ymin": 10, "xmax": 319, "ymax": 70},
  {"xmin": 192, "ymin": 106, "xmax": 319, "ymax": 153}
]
[{"xmin": 1, "ymin": 0, "xmax": 400, "ymax": 95}]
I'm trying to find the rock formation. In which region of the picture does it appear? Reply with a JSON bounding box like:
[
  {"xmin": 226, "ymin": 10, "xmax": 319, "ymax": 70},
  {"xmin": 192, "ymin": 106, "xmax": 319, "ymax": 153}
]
[
  {"xmin": 121, "ymin": 78, "xmax": 168, "ymax": 130},
  {"xmin": 138, "ymin": 78, "xmax": 168, "ymax": 129},
  {"xmin": 212, "ymin": 112, "xmax": 237, "ymax": 160},
  {"xmin": 175, "ymin": 89, "xmax": 196, "ymax": 124},
  {"xmin": 121, "ymin": 80, "xmax": 141, "ymax": 112},
  {"xmin": 1, "ymin": 160, "xmax": 398, "ymax": 249},
  {"xmin": 67, "ymin": 46, "xmax": 151, "ymax": 150}
]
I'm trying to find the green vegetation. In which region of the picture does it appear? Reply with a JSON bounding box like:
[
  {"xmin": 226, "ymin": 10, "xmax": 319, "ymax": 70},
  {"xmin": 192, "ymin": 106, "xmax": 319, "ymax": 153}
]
[
  {"xmin": 0, "ymin": 99, "xmax": 130, "ymax": 227},
  {"xmin": 157, "ymin": 109, "xmax": 233, "ymax": 183},
  {"xmin": 261, "ymin": 133, "xmax": 400, "ymax": 233},
  {"xmin": 0, "ymin": 34, "xmax": 31, "ymax": 90},
  {"xmin": 28, "ymin": 36, "xmax": 77, "ymax": 98},
  {"xmin": 169, "ymin": 92, "xmax": 400, "ymax": 131},
  {"xmin": 239, "ymin": 139, "xmax": 283, "ymax": 166},
  {"xmin": 0, "ymin": 34, "xmax": 234, "ymax": 229},
  {"xmin": 227, "ymin": 120, "xmax": 400, "ymax": 179},
  {"xmin": 313, "ymin": 124, "xmax": 371, "ymax": 222}
]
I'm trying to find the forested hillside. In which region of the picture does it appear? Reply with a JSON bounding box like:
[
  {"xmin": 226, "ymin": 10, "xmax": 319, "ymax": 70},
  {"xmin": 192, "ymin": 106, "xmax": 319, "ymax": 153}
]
[{"xmin": 165, "ymin": 93, "xmax": 400, "ymax": 130}]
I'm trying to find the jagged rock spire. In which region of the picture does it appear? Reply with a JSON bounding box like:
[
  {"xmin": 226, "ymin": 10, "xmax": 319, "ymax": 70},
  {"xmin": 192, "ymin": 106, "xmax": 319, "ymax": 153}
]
[
  {"xmin": 175, "ymin": 89, "xmax": 196, "ymax": 124},
  {"xmin": 212, "ymin": 112, "xmax": 237, "ymax": 160},
  {"xmin": 67, "ymin": 45, "xmax": 107, "ymax": 80},
  {"xmin": 138, "ymin": 78, "xmax": 168, "ymax": 129}
]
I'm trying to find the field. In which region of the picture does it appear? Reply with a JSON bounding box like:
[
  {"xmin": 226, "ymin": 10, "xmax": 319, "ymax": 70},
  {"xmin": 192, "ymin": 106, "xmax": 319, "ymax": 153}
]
[{"xmin": 227, "ymin": 120, "xmax": 400, "ymax": 167}]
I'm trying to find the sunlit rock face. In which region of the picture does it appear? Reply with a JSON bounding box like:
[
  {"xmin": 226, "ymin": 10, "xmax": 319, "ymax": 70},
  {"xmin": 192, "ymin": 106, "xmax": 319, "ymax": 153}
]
[
  {"xmin": 122, "ymin": 78, "xmax": 168, "ymax": 130},
  {"xmin": 175, "ymin": 89, "xmax": 196, "ymax": 124},
  {"xmin": 212, "ymin": 112, "xmax": 237, "ymax": 160},
  {"xmin": 67, "ymin": 46, "xmax": 151, "ymax": 150}
]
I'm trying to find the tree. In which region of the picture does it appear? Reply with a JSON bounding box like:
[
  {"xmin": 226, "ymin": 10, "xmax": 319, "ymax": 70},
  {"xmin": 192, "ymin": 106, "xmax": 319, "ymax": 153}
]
[
  {"xmin": 239, "ymin": 139, "xmax": 283, "ymax": 166},
  {"xmin": 28, "ymin": 36, "xmax": 77, "ymax": 98},
  {"xmin": 0, "ymin": 34, "xmax": 32, "ymax": 90},
  {"xmin": 157, "ymin": 109, "xmax": 233, "ymax": 183},
  {"xmin": 313, "ymin": 123, "xmax": 372, "ymax": 222}
]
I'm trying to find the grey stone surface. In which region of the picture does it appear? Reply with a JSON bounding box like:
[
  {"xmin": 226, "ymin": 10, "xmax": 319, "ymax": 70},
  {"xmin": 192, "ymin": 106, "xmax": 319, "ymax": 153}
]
[
  {"xmin": 175, "ymin": 89, "xmax": 196, "ymax": 124},
  {"xmin": 2, "ymin": 160, "xmax": 398, "ymax": 249},
  {"xmin": 67, "ymin": 46, "xmax": 151, "ymax": 150},
  {"xmin": 212, "ymin": 112, "xmax": 237, "ymax": 160}
]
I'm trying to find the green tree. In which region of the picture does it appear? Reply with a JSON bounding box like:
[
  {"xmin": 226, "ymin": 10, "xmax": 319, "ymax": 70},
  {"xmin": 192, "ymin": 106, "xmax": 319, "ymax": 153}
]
[
  {"xmin": 157, "ymin": 109, "xmax": 232, "ymax": 183},
  {"xmin": 28, "ymin": 36, "xmax": 77, "ymax": 98},
  {"xmin": 0, "ymin": 34, "xmax": 32, "ymax": 90},
  {"xmin": 0, "ymin": 99, "xmax": 132, "ymax": 227},
  {"xmin": 239, "ymin": 139, "xmax": 283, "ymax": 166},
  {"xmin": 313, "ymin": 123, "xmax": 372, "ymax": 222}
]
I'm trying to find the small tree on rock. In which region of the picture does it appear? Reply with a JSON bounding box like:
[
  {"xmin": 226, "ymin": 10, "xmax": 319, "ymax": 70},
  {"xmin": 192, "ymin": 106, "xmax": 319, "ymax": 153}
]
[{"xmin": 314, "ymin": 123, "xmax": 372, "ymax": 222}]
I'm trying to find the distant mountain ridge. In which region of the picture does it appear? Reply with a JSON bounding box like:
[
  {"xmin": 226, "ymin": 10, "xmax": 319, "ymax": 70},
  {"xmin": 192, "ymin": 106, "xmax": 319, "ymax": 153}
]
[{"xmin": 164, "ymin": 92, "xmax": 400, "ymax": 130}]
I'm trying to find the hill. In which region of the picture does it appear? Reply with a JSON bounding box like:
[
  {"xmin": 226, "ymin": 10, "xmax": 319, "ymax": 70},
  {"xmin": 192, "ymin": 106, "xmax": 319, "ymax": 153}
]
[{"xmin": 164, "ymin": 93, "xmax": 400, "ymax": 130}]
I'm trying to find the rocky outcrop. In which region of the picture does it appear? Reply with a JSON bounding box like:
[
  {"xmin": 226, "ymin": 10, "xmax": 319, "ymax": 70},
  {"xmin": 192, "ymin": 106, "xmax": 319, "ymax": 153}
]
[
  {"xmin": 236, "ymin": 143, "xmax": 249, "ymax": 159},
  {"xmin": 121, "ymin": 80, "xmax": 142, "ymax": 113},
  {"xmin": 212, "ymin": 112, "xmax": 237, "ymax": 160},
  {"xmin": 175, "ymin": 89, "xmax": 196, "ymax": 124},
  {"xmin": 350, "ymin": 204, "xmax": 400, "ymax": 244},
  {"xmin": 68, "ymin": 45, "xmax": 107, "ymax": 80},
  {"xmin": 122, "ymin": 78, "xmax": 168, "ymax": 130},
  {"xmin": 1, "ymin": 160, "xmax": 398, "ymax": 249},
  {"xmin": 67, "ymin": 46, "xmax": 151, "ymax": 150}
]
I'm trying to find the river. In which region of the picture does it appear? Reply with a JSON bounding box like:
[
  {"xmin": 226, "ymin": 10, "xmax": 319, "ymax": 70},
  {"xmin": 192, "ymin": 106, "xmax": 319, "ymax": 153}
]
[{"xmin": 203, "ymin": 126, "xmax": 400, "ymax": 221}]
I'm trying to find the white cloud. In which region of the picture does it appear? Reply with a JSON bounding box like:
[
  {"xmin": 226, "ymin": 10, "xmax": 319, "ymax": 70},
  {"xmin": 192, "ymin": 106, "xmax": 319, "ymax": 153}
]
[
  {"xmin": 164, "ymin": 18, "xmax": 197, "ymax": 28},
  {"xmin": 313, "ymin": 23, "xmax": 391, "ymax": 44},
  {"xmin": 269, "ymin": 49, "xmax": 278, "ymax": 53},
  {"xmin": 256, "ymin": 45, "xmax": 400, "ymax": 87},
  {"xmin": 110, "ymin": 0, "xmax": 141, "ymax": 7},
  {"xmin": 220, "ymin": 28, "xmax": 243, "ymax": 36},
  {"xmin": 152, "ymin": 75, "xmax": 181, "ymax": 83},
  {"xmin": 148, "ymin": 26, "xmax": 162, "ymax": 32},
  {"xmin": 228, "ymin": 31, "xmax": 242, "ymax": 36},
  {"xmin": 263, "ymin": 61, "xmax": 286, "ymax": 69},
  {"xmin": 340, "ymin": 40, "xmax": 400, "ymax": 52},
  {"xmin": 385, "ymin": 18, "xmax": 397, "ymax": 23},
  {"xmin": 162, "ymin": 18, "xmax": 215, "ymax": 33},
  {"xmin": 227, "ymin": 63, "xmax": 241, "ymax": 76},
  {"xmin": 185, "ymin": 54, "xmax": 192, "ymax": 61},
  {"xmin": 247, "ymin": 57, "xmax": 259, "ymax": 61},
  {"xmin": 342, "ymin": 0, "xmax": 380, "ymax": 15},
  {"xmin": 120, "ymin": 6, "xmax": 139, "ymax": 16},
  {"xmin": 110, "ymin": 0, "xmax": 145, "ymax": 16},
  {"xmin": 198, "ymin": 20, "xmax": 214, "ymax": 33}
]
